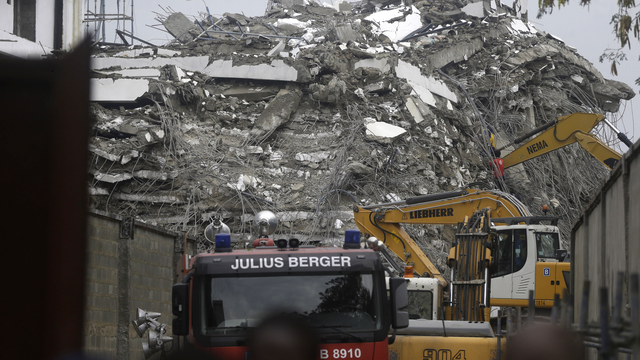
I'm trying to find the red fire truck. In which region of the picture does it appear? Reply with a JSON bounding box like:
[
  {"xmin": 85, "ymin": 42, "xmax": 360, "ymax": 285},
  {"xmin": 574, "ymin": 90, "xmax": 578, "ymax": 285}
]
[{"xmin": 171, "ymin": 224, "xmax": 409, "ymax": 360}]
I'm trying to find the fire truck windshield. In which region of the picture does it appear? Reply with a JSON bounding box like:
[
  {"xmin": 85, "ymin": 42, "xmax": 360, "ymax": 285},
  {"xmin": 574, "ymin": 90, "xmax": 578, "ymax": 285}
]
[{"xmin": 200, "ymin": 272, "xmax": 383, "ymax": 335}]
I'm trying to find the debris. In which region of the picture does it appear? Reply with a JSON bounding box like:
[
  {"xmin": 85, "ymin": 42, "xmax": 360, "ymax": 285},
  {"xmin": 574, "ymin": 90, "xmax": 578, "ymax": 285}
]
[
  {"xmin": 205, "ymin": 59, "xmax": 299, "ymax": 82},
  {"xmin": 396, "ymin": 60, "xmax": 457, "ymax": 105},
  {"xmin": 366, "ymin": 6, "xmax": 423, "ymax": 42},
  {"xmin": 85, "ymin": 0, "xmax": 633, "ymax": 262},
  {"xmin": 355, "ymin": 58, "xmax": 391, "ymax": 73},
  {"xmin": 461, "ymin": 1, "xmax": 484, "ymax": 18},
  {"xmin": 163, "ymin": 13, "xmax": 198, "ymax": 43},
  {"xmin": 365, "ymin": 122, "xmax": 407, "ymax": 143},
  {"xmin": 92, "ymin": 56, "xmax": 210, "ymax": 74},
  {"xmin": 251, "ymin": 88, "xmax": 303, "ymax": 138},
  {"xmin": 309, "ymin": 77, "xmax": 347, "ymax": 104},
  {"xmin": 92, "ymin": 171, "xmax": 133, "ymax": 184},
  {"xmin": 90, "ymin": 79, "xmax": 149, "ymax": 102},
  {"xmin": 267, "ymin": 41, "xmax": 286, "ymax": 57},
  {"xmin": 335, "ymin": 24, "xmax": 359, "ymax": 43},
  {"xmin": 405, "ymin": 97, "xmax": 425, "ymax": 124}
]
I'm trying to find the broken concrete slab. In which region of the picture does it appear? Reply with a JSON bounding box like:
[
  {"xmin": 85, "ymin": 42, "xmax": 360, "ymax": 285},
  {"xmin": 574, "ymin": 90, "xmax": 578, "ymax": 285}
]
[
  {"xmin": 505, "ymin": 44, "xmax": 558, "ymax": 67},
  {"xmin": 269, "ymin": 0, "xmax": 304, "ymax": 7},
  {"xmin": 365, "ymin": 80, "xmax": 392, "ymax": 94},
  {"xmin": 601, "ymin": 100, "xmax": 621, "ymax": 113},
  {"xmin": 89, "ymin": 187, "xmax": 110, "ymax": 195},
  {"xmin": 504, "ymin": 43, "xmax": 604, "ymax": 83},
  {"xmin": 345, "ymin": 162, "xmax": 372, "ymax": 176},
  {"xmin": 604, "ymin": 79, "xmax": 636, "ymax": 100},
  {"xmin": 295, "ymin": 151, "xmax": 332, "ymax": 163},
  {"xmin": 411, "ymin": 86, "xmax": 437, "ymax": 107},
  {"xmin": 251, "ymin": 88, "xmax": 303, "ymax": 138},
  {"xmin": 113, "ymin": 48, "xmax": 182, "ymax": 58},
  {"xmin": 335, "ymin": 1, "xmax": 353, "ymax": 12},
  {"xmin": 307, "ymin": 5, "xmax": 337, "ymax": 16},
  {"xmin": 509, "ymin": 19, "xmax": 534, "ymax": 35},
  {"xmin": 113, "ymin": 193, "xmax": 183, "ymax": 204},
  {"xmin": 90, "ymin": 78, "xmax": 149, "ymax": 103},
  {"xmin": 228, "ymin": 174, "xmax": 262, "ymax": 191},
  {"xmin": 163, "ymin": 12, "xmax": 198, "ymax": 43},
  {"xmin": 221, "ymin": 85, "xmax": 283, "ymax": 102},
  {"xmin": 267, "ymin": 41, "xmax": 286, "ymax": 57},
  {"xmin": 461, "ymin": 1, "xmax": 485, "ymax": 17},
  {"xmin": 309, "ymin": 77, "xmax": 347, "ymax": 104},
  {"xmin": 203, "ymin": 59, "xmax": 299, "ymax": 82},
  {"xmin": 133, "ymin": 170, "xmax": 177, "ymax": 181},
  {"xmin": 365, "ymin": 121, "xmax": 407, "ymax": 143},
  {"xmin": 588, "ymin": 82, "xmax": 628, "ymax": 102},
  {"xmin": 571, "ymin": 74, "xmax": 584, "ymax": 85},
  {"xmin": 396, "ymin": 60, "xmax": 458, "ymax": 104},
  {"xmin": 406, "ymin": 97, "xmax": 425, "ymax": 124},
  {"xmin": 274, "ymin": 18, "xmax": 313, "ymax": 30},
  {"xmin": 225, "ymin": 13, "xmax": 251, "ymax": 26},
  {"xmin": 425, "ymin": 38, "xmax": 484, "ymax": 71},
  {"xmin": 92, "ymin": 171, "xmax": 133, "ymax": 183},
  {"xmin": 366, "ymin": 6, "xmax": 423, "ymax": 42},
  {"xmin": 120, "ymin": 150, "xmax": 139, "ymax": 165},
  {"xmin": 98, "ymin": 68, "xmax": 161, "ymax": 78},
  {"xmin": 89, "ymin": 145, "xmax": 120, "ymax": 162},
  {"xmin": 91, "ymin": 56, "xmax": 210, "ymax": 73},
  {"xmin": 411, "ymin": 96, "xmax": 434, "ymax": 119},
  {"xmin": 354, "ymin": 58, "xmax": 391, "ymax": 73},
  {"xmin": 335, "ymin": 24, "xmax": 359, "ymax": 43},
  {"xmin": 426, "ymin": 9, "xmax": 466, "ymax": 24}
]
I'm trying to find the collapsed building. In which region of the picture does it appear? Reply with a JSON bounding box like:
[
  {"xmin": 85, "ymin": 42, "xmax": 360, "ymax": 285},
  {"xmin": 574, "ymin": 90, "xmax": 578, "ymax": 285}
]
[{"xmin": 87, "ymin": 0, "xmax": 635, "ymax": 273}]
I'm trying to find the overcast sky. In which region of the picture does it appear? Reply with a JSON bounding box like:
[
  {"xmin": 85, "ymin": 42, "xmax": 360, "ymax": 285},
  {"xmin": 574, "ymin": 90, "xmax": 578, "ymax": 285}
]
[
  {"xmin": 528, "ymin": 0, "xmax": 639, "ymax": 147},
  {"xmin": 95, "ymin": 0, "xmax": 638, "ymax": 146}
]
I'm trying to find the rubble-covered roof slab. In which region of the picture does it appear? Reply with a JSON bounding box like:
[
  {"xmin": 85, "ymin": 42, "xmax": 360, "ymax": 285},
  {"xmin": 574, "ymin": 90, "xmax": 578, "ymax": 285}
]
[{"xmin": 85, "ymin": 0, "xmax": 635, "ymax": 257}]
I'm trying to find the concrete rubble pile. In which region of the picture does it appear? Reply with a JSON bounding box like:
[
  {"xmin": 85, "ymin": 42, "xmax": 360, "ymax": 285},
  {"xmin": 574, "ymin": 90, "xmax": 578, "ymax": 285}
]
[{"xmin": 87, "ymin": 0, "xmax": 634, "ymax": 271}]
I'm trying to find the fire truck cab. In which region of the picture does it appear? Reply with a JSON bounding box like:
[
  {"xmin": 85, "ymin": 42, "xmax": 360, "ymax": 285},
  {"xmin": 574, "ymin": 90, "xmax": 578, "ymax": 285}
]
[{"xmin": 172, "ymin": 227, "xmax": 409, "ymax": 360}]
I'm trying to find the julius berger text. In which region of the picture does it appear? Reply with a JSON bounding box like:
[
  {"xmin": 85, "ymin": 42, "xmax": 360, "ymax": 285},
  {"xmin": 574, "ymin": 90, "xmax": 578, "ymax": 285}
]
[{"xmin": 231, "ymin": 256, "xmax": 352, "ymax": 270}]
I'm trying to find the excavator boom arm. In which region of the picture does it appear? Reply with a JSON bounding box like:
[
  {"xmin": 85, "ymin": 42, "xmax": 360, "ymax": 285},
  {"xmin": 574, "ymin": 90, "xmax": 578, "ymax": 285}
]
[
  {"xmin": 574, "ymin": 132, "xmax": 622, "ymax": 169},
  {"xmin": 353, "ymin": 214, "xmax": 448, "ymax": 286},
  {"xmin": 353, "ymin": 189, "xmax": 531, "ymax": 287},
  {"xmin": 501, "ymin": 113, "xmax": 621, "ymax": 169}
]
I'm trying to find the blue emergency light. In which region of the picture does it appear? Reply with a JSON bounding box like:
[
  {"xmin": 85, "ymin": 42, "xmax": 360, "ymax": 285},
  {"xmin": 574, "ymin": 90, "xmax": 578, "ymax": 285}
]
[
  {"xmin": 214, "ymin": 234, "xmax": 232, "ymax": 253},
  {"xmin": 343, "ymin": 229, "xmax": 362, "ymax": 249}
]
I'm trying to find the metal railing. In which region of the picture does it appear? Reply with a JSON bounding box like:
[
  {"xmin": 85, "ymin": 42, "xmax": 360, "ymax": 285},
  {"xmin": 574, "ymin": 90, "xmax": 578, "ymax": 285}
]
[{"xmin": 494, "ymin": 272, "xmax": 639, "ymax": 359}]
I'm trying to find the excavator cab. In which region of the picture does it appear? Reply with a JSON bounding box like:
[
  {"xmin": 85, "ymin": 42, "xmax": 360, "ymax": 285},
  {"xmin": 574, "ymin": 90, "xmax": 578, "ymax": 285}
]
[
  {"xmin": 489, "ymin": 217, "xmax": 568, "ymax": 308},
  {"xmin": 405, "ymin": 277, "xmax": 441, "ymax": 320}
]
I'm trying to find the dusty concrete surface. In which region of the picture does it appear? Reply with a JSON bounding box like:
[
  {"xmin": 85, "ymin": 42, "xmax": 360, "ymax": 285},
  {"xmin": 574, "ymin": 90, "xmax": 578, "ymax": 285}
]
[{"xmin": 87, "ymin": 0, "xmax": 634, "ymax": 276}]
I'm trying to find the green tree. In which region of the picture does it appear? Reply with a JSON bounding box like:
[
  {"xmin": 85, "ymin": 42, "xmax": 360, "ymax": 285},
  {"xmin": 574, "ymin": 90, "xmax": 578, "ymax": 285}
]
[{"xmin": 538, "ymin": 0, "xmax": 640, "ymax": 85}]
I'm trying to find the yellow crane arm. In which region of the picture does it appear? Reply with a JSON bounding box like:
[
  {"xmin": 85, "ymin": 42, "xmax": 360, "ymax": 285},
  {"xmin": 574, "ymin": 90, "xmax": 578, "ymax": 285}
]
[
  {"xmin": 354, "ymin": 214, "xmax": 448, "ymax": 286},
  {"xmin": 353, "ymin": 189, "xmax": 531, "ymax": 287},
  {"xmin": 573, "ymin": 132, "xmax": 622, "ymax": 169},
  {"xmin": 501, "ymin": 113, "xmax": 620, "ymax": 169}
]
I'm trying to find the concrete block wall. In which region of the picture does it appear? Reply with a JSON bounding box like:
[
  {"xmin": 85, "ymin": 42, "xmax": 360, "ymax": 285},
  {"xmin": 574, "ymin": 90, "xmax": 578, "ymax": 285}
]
[
  {"xmin": 84, "ymin": 211, "xmax": 196, "ymax": 360},
  {"xmin": 85, "ymin": 215, "xmax": 120, "ymax": 359},
  {"xmin": 128, "ymin": 227, "xmax": 178, "ymax": 360}
]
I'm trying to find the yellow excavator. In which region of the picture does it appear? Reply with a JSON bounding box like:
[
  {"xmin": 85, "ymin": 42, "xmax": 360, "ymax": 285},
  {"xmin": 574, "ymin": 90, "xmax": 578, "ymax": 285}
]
[
  {"xmin": 498, "ymin": 112, "xmax": 632, "ymax": 170},
  {"xmin": 385, "ymin": 208, "xmax": 507, "ymax": 360},
  {"xmin": 354, "ymin": 188, "xmax": 569, "ymax": 309}
]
